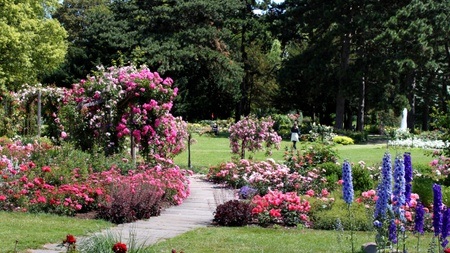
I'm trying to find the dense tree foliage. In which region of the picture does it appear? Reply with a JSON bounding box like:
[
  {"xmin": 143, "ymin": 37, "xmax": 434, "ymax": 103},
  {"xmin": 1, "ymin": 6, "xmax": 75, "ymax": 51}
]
[
  {"xmin": 3, "ymin": 0, "xmax": 450, "ymax": 131},
  {"xmin": 0, "ymin": 0, "xmax": 67, "ymax": 91}
]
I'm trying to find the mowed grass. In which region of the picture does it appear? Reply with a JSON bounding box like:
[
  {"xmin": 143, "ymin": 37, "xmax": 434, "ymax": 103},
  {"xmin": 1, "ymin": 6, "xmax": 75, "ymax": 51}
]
[
  {"xmin": 146, "ymin": 226, "xmax": 433, "ymax": 253},
  {"xmin": 174, "ymin": 134, "xmax": 432, "ymax": 173},
  {"xmin": 0, "ymin": 211, "xmax": 113, "ymax": 253}
]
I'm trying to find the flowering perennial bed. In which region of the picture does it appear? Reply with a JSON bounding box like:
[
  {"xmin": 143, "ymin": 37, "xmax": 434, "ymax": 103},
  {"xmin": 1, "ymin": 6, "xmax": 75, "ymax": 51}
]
[{"xmin": 0, "ymin": 140, "xmax": 191, "ymax": 222}]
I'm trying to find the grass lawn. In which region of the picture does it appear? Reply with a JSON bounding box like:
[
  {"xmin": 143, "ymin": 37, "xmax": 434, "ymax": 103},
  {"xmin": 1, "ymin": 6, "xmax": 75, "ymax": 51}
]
[
  {"xmin": 0, "ymin": 211, "xmax": 113, "ymax": 252},
  {"xmin": 146, "ymin": 226, "xmax": 434, "ymax": 253},
  {"xmin": 174, "ymin": 134, "xmax": 432, "ymax": 173}
]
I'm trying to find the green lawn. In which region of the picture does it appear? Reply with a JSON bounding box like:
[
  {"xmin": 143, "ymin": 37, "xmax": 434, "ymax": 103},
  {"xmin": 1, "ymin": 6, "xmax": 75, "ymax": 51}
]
[
  {"xmin": 174, "ymin": 134, "xmax": 432, "ymax": 173},
  {"xmin": 146, "ymin": 226, "xmax": 433, "ymax": 253},
  {"xmin": 0, "ymin": 211, "xmax": 112, "ymax": 253}
]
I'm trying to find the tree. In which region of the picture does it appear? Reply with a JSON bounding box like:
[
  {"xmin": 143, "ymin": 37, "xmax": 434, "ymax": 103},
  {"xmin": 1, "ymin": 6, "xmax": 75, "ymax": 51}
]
[
  {"xmin": 46, "ymin": 0, "xmax": 125, "ymax": 87},
  {"xmin": 0, "ymin": 0, "xmax": 67, "ymax": 91}
]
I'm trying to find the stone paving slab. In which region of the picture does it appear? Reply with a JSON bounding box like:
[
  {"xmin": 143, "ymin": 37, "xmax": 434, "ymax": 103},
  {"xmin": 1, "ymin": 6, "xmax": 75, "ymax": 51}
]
[{"xmin": 26, "ymin": 175, "xmax": 235, "ymax": 253}]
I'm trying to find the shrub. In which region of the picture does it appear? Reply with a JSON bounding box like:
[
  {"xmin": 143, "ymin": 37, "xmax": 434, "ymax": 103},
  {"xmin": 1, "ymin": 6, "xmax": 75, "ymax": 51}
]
[
  {"xmin": 270, "ymin": 114, "xmax": 293, "ymax": 139},
  {"xmin": 309, "ymin": 199, "xmax": 373, "ymax": 231},
  {"xmin": 213, "ymin": 200, "xmax": 253, "ymax": 226},
  {"xmin": 334, "ymin": 129, "xmax": 368, "ymax": 143},
  {"xmin": 318, "ymin": 162, "xmax": 374, "ymax": 193},
  {"xmin": 251, "ymin": 190, "xmax": 311, "ymax": 227},
  {"xmin": 318, "ymin": 162, "xmax": 341, "ymax": 192},
  {"xmin": 332, "ymin": 136, "xmax": 354, "ymax": 145},
  {"xmin": 229, "ymin": 115, "xmax": 282, "ymax": 159},
  {"xmin": 97, "ymin": 180, "xmax": 163, "ymax": 224},
  {"xmin": 412, "ymin": 175, "xmax": 434, "ymax": 207},
  {"xmin": 352, "ymin": 164, "xmax": 375, "ymax": 193},
  {"xmin": 283, "ymin": 142, "xmax": 339, "ymax": 172}
]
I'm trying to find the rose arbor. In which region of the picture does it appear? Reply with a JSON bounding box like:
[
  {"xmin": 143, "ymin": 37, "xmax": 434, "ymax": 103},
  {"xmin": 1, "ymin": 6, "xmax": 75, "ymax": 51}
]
[{"xmin": 70, "ymin": 65, "xmax": 188, "ymax": 162}]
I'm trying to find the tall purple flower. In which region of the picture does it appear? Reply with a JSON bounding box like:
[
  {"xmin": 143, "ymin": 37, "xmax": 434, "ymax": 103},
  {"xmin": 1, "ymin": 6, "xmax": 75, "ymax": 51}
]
[
  {"xmin": 393, "ymin": 156, "xmax": 406, "ymax": 221},
  {"xmin": 433, "ymin": 183, "xmax": 443, "ymax": 236},
  {"xmin": 342, "ymin": 160, "xmax": 354, "ymax": 204},
  {"xmin": 404, "ymin": 152, "xmax": 413, "ymax": 203},
  {"xmin": 414, "ymin": 202, "xmax": 425, "ymax": 235},
  {"xmin": 374, "ymin": 153, "xmax": 392, "ymax": 219},
  {"xmin": 442, "ymin": 207, "xmax": 450, "ymax": 248},
  {"xmin": 388, "ymin": 219, "xmax": 397, "ymax": 243}
]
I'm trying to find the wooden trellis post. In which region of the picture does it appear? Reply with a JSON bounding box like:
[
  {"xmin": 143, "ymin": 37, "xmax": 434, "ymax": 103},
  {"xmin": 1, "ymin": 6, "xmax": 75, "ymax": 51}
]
[{"xmin": 37, "ymin": 89, "xmax": 41, "ymax": 137}]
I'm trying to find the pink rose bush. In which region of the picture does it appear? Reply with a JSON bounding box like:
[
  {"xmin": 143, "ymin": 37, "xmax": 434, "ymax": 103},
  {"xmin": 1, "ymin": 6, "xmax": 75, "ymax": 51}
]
[
  {"xmin": 207, "ymin": 159, "xmax": 326, "ymax": 195},
  {"xmin": 62, "ymin": 65, "xmax": 188, "ymax": 161},
  {"xmin": 429, "ymin": 155, "xmax": 450, "ymax": 179},
  {"xmin": 252, "ymin": 190, "xmax": 311, "ymax": 226},
  {"xmin": 0, "ymin": 141, "xmax": 191, "ymax": 221},
  {"xmin": 229, "ymin": 115, "xmax": 282, "ymax": 159}
]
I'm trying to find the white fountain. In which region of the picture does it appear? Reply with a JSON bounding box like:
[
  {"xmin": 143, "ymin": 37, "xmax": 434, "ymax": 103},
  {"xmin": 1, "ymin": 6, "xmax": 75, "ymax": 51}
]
[{"xmin": 400, "ymin": 108, "xmax": 408, "ymax": 130}]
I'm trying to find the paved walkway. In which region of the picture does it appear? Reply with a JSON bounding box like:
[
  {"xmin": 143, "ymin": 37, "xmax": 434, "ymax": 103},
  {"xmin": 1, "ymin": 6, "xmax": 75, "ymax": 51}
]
[{"xmin": 28, "ymin": 175, "xmax": 235, "ymax": 253}]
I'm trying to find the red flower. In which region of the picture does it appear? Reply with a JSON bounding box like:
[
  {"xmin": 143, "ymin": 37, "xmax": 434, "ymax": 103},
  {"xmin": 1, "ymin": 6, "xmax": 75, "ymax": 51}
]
[
  {"xmin": 444, "ymin": 248, "xmax": 450, "ymax": 253},
  {"xmin": 41, "ymin": 166, "xmax": 51, "ymax": 173},
  {"xmin": 112, "ymin": 242, "xmax": 127, "ymax": 253},
  {"xmin": 63, "ymin": 234, "xmax": 76, "ymax": 244}
]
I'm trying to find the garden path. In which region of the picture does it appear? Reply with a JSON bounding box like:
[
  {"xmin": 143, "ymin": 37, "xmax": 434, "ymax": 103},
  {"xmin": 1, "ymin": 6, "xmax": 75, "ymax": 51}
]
[{"xmin": 27, "ymin": 175, "xmax": 235, "ymax": 253}]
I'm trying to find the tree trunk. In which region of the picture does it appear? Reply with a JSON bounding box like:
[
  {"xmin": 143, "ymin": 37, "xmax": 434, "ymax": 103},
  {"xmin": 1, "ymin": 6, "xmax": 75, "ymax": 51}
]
[
  {"xmin": 357, "ymin": 75, "xmax": 365, "ymax": 131},
  {"xmin": 335, "ymin": 32, "xmax": 351, "ymax": 130},
  {"xmin": 405, "ymin": 70, "xmax": 415, "ymax": 130},
  {"xmin": 235, "ymin": 0, "xmax": 251, "ymax": 122},
  {"xmin": 422, "ymin": 75, "xmax": 434, "ymax": 131}
]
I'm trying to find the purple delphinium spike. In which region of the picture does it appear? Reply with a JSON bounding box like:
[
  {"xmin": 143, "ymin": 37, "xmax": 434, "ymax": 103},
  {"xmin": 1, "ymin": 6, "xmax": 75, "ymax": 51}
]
[
  {"xmin": 342, "ymin": 160, "xmax": 354, "ymax": 205},
  {"xmin": 374, "ymin": 153, "xmax": 392, "ymax": 219},
  {"xmin": 414, "ymin": 202, "xmax": 425, "ymax": 235},
  {"xmin": 433, "ymin": 183, "xmax": 443, "ymax": 236},
  {"xmin": 393, "ymin": 156, "xmax": 406, "ymax": 221},
  {"xmin": 388, "ymin": 219, "xmax": 398, "ymax": 244},
  {"xmin": 442, "ymin": 207, "xmax": 450, "ymax": 248},
  {"xmin": 404, "ymin": 152, "xmax": 413, "ymax": 204}
]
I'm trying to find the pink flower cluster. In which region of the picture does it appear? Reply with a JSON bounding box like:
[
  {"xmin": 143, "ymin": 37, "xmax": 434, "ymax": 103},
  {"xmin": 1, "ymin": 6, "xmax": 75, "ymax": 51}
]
[
  {"xmin": 356, "ymin": 189, "xmax": 430, "ymax": 230},
  {"xmin": 207, "ymin": 159, "xmax": 328, "ymax": 196},
  {"xmin": 71, "ymin": 65, "xmax": 187, "ymax": 160},
  {"xmin": 229, "ymin": 115, "xmax": 282, "ymax": 158},
  {"xmin": 0, "ymin": 141, "xmax": 191, "ymax": 215},
  {"xmin": 252, "ymin": 190, "xmax": 311, "ymax": 226},
  {"xmin": 430, "ymin": 155, "xmax": 450, "ymax": 178}
]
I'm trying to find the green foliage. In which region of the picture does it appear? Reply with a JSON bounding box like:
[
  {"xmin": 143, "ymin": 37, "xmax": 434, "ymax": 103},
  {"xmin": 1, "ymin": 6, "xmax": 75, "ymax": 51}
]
[
  {"xmin": 319, "ymin": 162, "xmax": 374, "ymax": 193},
  {"xmin": 284, "ymin": 142, "xmax": 339, "ymax": 171},
  {"xmin": 78, "ymin": 229, "xmax": 148, "ymax": 253},
  {"xmin": 317, "ymin": 162, "xmax": 341, "ymax": 192},
  {"xmin": 430, "ymin": 102, "xmax": 450, "ymax": 156},
  {"xmin": 0, "ymin": 0, "xmax": 67, "ymax": 89},
  {"xmin": 332, "ymin": 136, "xmax": 354, "ymax": 145},
  {"xmin": 310, "ymin": 199, "xmax": 373, "ymax": 231},
  {"xmin": 213, "ymin": 200, "xmax": 253, "ymax": 227},
  {"xmin": 334, "ymin": 129, "xmax": 368, "ymax": 143},
  {"xmin": 412, "ymin": 175, "xmax": 434, "ymax": 207},
  {"xmin": 270, "ymin": 114, "xmax": 292, "ymax": 138}
]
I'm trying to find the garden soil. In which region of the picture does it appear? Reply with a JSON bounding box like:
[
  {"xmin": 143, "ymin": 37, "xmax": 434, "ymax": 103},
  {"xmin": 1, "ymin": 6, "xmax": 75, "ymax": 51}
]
[{"xmin": 27, "ymin": 175, "xmax": 235, "ymax": 253}]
